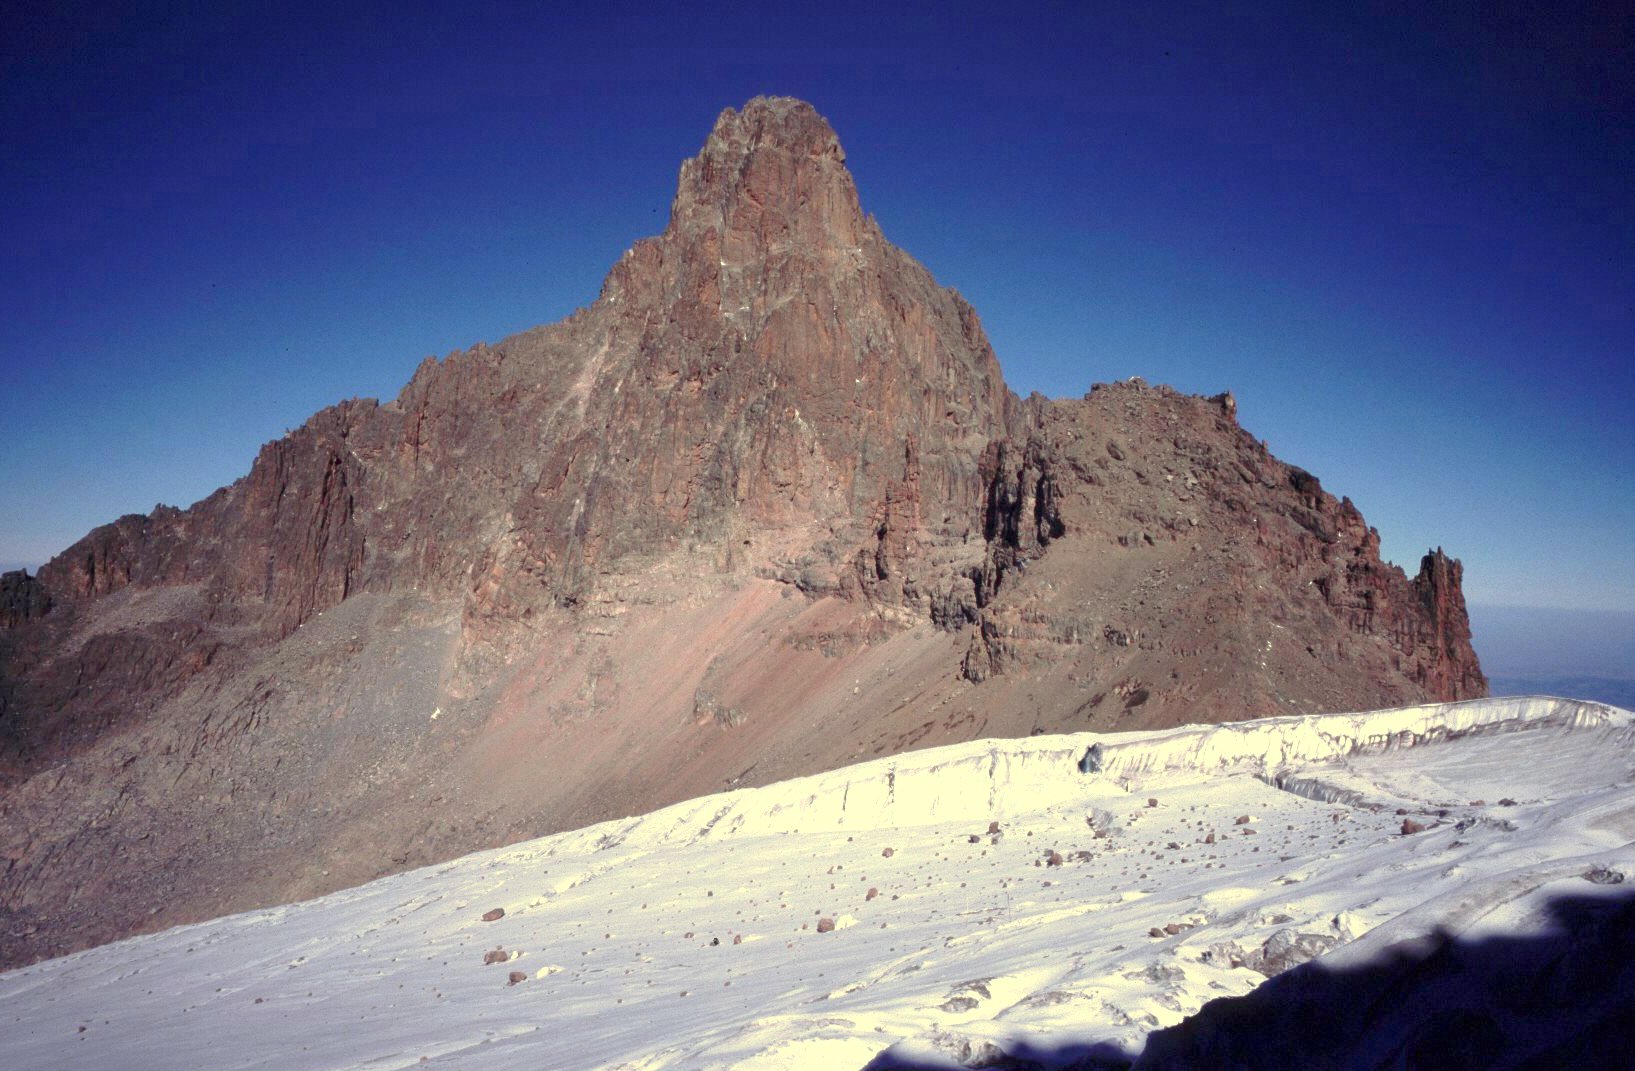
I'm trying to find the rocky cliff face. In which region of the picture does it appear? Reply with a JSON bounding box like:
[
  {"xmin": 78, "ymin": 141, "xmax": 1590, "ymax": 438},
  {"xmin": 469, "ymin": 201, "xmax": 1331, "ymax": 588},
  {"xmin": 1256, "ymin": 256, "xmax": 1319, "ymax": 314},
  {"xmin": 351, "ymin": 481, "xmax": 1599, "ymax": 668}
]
[
  {"xmin": 0, "ymin": 98, "xmax": 1483, "ymax": 966},
  {"xmin": 953, "ymin": 383, "xmax": 1485, "ymax": 725},
  {"xmin": 0, "ymin": 572, "xmax": 50, "ymax": 631}
]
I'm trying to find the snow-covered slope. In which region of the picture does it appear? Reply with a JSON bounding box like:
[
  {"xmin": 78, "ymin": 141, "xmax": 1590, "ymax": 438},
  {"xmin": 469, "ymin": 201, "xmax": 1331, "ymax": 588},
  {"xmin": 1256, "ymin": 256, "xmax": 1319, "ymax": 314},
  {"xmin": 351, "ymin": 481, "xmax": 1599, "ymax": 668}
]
[{"xmin": 3, "ymin": 697, "xmax": 1631, "ymax": 1069}]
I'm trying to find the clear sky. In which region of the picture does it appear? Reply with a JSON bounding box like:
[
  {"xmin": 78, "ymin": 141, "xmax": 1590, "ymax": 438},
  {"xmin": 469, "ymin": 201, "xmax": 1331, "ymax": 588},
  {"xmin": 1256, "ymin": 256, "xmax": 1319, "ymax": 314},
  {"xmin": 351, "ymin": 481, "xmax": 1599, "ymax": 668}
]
[{"xmin": 2, "ymin": 2, "xmax": 1631, "ymax": 620}]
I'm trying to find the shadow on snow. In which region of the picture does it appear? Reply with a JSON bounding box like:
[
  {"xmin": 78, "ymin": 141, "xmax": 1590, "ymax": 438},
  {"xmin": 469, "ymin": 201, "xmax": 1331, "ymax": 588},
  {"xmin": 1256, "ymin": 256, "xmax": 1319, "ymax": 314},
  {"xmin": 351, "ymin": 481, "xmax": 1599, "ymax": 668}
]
[{"xmin": 859, "ymin": 881, "xmax": 1635, "ymax": 1070}]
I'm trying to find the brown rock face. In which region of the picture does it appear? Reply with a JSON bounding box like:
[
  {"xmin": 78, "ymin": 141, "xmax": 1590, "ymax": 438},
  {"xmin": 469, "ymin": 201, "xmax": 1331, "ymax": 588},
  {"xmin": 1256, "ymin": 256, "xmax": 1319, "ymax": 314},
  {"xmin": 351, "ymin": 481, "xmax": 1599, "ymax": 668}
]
[
  {"xmin": 0, "ymin": 97, "xmax": 1483, "ymax": 967},
  {"xmin": 0, "ymin": 571, "xmax": 50, "ymax": 630},
  {"xmin": 949, "ymin": 383, "xmax": 1485, "ymax": 726}
]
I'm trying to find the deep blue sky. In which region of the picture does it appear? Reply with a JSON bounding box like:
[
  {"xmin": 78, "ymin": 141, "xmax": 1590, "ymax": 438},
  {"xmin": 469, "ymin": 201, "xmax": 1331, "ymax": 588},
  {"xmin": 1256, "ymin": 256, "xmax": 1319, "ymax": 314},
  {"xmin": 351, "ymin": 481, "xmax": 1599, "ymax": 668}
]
[{"xmin": 3, "ymin": 3, "xmax": 1631, "ymax": 629}]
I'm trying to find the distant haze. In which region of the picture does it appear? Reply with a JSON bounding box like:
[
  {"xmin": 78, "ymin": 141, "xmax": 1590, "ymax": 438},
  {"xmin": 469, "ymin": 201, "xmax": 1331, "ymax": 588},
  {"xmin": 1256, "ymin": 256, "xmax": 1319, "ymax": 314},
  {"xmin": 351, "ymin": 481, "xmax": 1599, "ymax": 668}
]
[{"xmin": 1470, "ymin": 604, "xmax": 1635, "ymax": 679}]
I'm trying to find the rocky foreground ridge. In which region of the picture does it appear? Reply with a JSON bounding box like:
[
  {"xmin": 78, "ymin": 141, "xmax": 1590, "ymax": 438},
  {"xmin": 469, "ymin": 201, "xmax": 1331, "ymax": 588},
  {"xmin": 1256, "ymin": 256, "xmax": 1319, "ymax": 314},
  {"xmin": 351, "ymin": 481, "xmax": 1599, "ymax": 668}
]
[{"xmin": 0, "ymin": 97, "xmax": 1483, "ymax": 967}]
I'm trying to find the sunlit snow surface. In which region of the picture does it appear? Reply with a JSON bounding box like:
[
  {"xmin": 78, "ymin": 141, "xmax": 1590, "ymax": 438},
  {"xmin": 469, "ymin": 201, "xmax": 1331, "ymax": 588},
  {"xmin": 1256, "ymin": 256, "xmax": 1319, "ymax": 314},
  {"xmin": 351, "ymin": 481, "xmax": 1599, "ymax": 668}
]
[{"xmin": 4, "ymin": 696, "xmax": 1632, "ymax": 1070}]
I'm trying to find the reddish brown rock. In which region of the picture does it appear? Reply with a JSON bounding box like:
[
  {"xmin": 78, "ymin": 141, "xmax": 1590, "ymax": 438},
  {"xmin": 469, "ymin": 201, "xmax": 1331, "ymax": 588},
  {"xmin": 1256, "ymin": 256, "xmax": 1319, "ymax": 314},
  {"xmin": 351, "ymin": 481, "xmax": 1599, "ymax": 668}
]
[
  {"xmin": 954, "ymin": 385, "xmax": 1483, "ymax": 719},
  {"xmin": 481, "ymin": 908, "xmax": 505, "ymax": 922},
  {"xmin": 0, "ymin": 571, "xmax": 51, "ymax": 630},
  {"xmin": 0, "ymin": 97, "xmax": 1485, "ymax": 970}
]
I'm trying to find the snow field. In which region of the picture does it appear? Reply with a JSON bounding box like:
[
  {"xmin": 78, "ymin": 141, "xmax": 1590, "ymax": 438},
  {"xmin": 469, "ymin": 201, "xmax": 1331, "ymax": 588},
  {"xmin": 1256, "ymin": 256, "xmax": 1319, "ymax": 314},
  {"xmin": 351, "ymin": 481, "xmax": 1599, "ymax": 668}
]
[{"xmin": 0, "ymin": 696, "xmax": 1629, "ymax": 1069}]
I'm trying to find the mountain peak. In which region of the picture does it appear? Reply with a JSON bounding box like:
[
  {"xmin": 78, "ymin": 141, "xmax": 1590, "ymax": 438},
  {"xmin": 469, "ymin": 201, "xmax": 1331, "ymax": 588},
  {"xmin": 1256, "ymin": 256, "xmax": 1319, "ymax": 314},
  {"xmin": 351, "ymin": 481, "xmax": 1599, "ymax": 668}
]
[
  {"xmin": 666, "ymin": 96, "xmax": 866, "ymax": 252},
  {"xmin": 0, "ymin": 98, "xmax": 1485, "ymax": 970},
  {"xmin": 707, "ymin": 96, "xmax": 843, "ymax": 159}
]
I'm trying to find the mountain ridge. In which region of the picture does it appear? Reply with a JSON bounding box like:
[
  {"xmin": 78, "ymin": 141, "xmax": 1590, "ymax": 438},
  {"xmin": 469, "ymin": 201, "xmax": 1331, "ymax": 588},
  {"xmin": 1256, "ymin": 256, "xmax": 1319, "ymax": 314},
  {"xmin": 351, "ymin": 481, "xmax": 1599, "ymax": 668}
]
[{"xmin": 0, "ymin": 97, "xmax": 1483, "ymax": 966}]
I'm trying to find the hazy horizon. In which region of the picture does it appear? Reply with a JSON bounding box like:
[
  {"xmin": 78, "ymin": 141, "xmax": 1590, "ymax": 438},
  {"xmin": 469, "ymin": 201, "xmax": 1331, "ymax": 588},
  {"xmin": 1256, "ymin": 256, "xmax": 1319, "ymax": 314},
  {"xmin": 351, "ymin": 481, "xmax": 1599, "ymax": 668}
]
[{"xmin": 1471, "ymin": 603, "xmax": 1635, "ymax": 680}]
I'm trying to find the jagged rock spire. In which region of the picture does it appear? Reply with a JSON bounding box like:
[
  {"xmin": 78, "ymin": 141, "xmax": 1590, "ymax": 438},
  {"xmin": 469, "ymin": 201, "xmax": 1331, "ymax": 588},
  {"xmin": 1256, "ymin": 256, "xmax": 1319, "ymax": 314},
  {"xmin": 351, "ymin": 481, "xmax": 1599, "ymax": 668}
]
[
  {"xmin": 587, "ymin": 97, "xmax": 1009, "ymax": 566},
  {"xmin": 667, "ymin": 97, "xmax": 868, "ymax": 255}
]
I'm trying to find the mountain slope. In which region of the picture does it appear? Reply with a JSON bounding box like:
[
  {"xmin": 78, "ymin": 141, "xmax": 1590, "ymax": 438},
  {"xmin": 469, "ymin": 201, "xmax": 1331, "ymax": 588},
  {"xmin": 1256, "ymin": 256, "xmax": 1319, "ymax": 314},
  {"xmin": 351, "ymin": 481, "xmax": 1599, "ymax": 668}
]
[
  {"xmin": 1, "ymin": 697, "xmax": 1625, "ymax": 1069},
  {"xmin": 0, "ymin": 98, "xmax": 1482, "ymax": 967}
]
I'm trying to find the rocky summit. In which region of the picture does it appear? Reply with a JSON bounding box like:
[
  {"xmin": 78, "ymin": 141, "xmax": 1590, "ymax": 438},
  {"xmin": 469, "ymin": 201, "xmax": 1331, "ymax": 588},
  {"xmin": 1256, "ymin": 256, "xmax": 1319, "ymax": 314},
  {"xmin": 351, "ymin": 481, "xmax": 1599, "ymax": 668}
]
[{"xmin": 0, "ymin": 97, "xmax": 1483, "ymax": 967}]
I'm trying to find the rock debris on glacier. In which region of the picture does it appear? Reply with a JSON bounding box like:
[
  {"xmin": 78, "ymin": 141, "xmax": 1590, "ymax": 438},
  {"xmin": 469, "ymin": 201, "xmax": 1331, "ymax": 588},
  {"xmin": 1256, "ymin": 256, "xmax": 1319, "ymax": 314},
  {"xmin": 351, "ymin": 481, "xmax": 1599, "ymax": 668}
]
[{"xmin": 1, "ymin": 696, "xmax": 1629, "ymax": 1069}]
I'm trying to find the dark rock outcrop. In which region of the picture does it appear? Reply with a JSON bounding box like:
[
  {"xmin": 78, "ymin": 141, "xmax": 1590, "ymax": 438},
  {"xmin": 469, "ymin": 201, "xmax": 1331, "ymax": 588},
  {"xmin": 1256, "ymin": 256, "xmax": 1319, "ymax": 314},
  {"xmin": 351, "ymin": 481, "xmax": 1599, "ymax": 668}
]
[
  {"xmin": 0, "ymin": 571, "xmax": 50, "ymax": 629},
  {"xmin": 0, "ymin": 97, "xmax": 1484, "ymax": 967}
]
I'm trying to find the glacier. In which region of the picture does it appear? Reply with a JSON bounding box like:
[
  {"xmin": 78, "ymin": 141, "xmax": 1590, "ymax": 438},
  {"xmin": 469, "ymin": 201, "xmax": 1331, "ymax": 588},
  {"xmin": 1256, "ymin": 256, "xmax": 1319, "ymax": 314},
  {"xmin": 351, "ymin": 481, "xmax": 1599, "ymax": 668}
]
[{"xmin": 1, "ymin": 695, "xmax": 1630, "ymax": 1069}]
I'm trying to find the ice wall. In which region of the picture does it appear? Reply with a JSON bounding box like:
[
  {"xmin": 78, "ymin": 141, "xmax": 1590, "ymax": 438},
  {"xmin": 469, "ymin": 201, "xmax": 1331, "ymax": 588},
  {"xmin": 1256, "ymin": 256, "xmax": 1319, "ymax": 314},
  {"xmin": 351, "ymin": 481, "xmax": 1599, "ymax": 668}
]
[{"xmin": 533, "ymin": 697, "xmax": 1628, "ymax": 855}]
